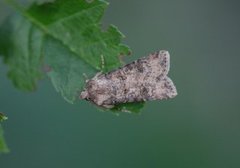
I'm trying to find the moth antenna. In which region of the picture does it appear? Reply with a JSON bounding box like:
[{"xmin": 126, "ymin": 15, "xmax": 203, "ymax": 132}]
[{"xmin": 82, "ymin": 73, "xmax": 89, "ymax": 83}]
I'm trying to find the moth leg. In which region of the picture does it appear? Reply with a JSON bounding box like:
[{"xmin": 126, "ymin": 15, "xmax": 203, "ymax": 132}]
[{"xmin": 100, "ymin": 54, "xmax": 105, "ymax": 71}]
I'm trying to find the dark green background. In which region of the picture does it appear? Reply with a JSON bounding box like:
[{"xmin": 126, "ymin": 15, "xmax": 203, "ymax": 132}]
[{"xmin": 1, "ymin": 0, "xmax": 240, "ymax": 167}]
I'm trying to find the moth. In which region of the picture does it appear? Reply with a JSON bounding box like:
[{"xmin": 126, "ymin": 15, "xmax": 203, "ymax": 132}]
[{"xmin": 80, "ymin": 50, "xmax": 177, "ymax": 108}]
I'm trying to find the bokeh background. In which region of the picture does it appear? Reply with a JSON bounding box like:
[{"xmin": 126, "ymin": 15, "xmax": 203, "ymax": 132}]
[{"xmin": 0, "ymin": 0, "xmax": 240, "ymax": 167}]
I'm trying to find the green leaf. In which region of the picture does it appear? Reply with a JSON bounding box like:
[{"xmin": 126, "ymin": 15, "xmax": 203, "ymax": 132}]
[
  {"xmin": 26, "ymin": 0, "xmax": 131, "ymax": 71},
  {"xmin": 0, "ymin": 113, "xmax": 8, "ymax": 122},
  {"xmin": 0, "ymin": 0, "xmax": 145, "ymax": 113},
  {"xmin": 112, "ymin": 102, "xmax": 145, "ymax": 114},
  {"xmin": 44, "ymin": 36, "xmax": 97, "ymax": 103},
  {"xmin": 0, "ymin": 14, "xmax": 44, "ymax": 91},
  {"xmin": 0, "ymin": 114, "xmax": 9, "ymax": 153},
  {"xmin": 0, "ymin": 125, "xmax": 9, "ymax": 154}
]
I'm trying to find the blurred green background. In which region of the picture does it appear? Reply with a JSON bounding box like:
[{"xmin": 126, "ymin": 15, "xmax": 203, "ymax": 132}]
[{"xmin": 0, "ymin": 0, "xmax": 240, "ymax": 167}]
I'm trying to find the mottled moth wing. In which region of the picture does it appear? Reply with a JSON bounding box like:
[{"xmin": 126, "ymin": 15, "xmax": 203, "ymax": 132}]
[{"xmin": 80, "ymin": 50, "xmax": 177, "ymax": 108}]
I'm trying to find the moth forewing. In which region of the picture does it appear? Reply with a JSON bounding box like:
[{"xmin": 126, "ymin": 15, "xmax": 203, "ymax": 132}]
[{"xmin": 80, "ymin": 50, "xmax": 177, "ymax": 109}]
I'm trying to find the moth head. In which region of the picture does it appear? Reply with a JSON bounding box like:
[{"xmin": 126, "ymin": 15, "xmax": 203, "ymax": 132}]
[
  {"xmin": 80, "ymin": 79, "xmax": 111, "ymax": 106},
  {"xmin": 80, "ymin": 89, "xmax": 89, "ymax": 100},
  {"xmin": 80, "ymin": 79, "xmax": 96, "ymax": 100}
]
